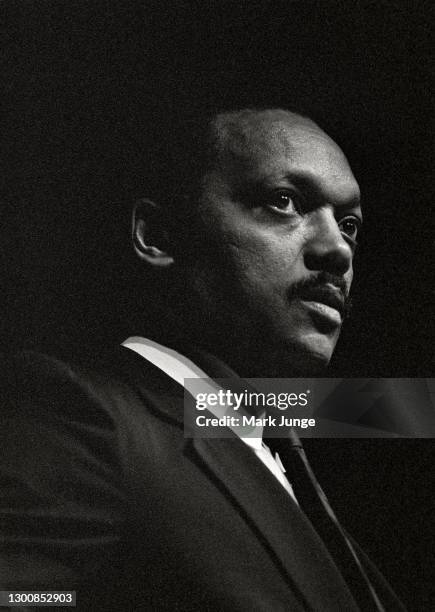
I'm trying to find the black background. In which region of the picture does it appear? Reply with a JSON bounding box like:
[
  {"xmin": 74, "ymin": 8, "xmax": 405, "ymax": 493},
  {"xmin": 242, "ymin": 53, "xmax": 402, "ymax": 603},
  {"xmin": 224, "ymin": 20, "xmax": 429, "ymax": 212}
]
[{"xmin": 2, "ymin": 1, "xmax": 434, "ymax": 609}]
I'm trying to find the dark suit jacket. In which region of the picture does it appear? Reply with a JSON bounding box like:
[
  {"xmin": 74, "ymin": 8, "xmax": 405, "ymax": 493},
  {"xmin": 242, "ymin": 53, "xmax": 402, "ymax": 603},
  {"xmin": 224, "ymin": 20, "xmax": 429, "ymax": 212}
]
[{"xmin": 0, "ymin": 345, "xmax": 404, "ymax": 611}]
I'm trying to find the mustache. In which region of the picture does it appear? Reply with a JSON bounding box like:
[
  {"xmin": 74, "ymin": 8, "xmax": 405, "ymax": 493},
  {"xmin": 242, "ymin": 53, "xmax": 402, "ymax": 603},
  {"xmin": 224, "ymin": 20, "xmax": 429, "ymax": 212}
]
[{"xmin": 288, "ymin": 272, "xmax": 353, "ymax": 318}]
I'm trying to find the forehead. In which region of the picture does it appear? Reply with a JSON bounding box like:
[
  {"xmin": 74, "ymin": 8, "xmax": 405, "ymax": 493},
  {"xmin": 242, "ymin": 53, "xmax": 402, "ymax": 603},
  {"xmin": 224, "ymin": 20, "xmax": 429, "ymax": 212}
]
[{"xmin": 211, "ymin": 110, "xmax": 360, "ymax": 198}]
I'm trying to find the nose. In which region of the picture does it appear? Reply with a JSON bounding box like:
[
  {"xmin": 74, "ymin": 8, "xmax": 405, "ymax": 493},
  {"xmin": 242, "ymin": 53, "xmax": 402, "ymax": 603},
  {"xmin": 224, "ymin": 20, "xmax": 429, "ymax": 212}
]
[{"xmin": 303, "ymin": 207, "xmax": 353, "ymax": 277}]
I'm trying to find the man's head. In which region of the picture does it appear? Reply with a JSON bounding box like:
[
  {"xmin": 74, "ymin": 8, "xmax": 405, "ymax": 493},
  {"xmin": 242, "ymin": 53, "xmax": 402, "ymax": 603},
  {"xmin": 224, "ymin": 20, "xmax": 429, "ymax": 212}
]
[{"xmin": 133, "ymin": 108, "xmax": 361, "ymax": 376}]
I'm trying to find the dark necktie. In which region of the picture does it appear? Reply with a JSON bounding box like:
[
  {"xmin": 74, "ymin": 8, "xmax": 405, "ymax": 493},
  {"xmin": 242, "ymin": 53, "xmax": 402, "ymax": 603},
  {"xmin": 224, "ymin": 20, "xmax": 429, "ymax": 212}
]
[
  {"xmin": 168, "ymin": 340, "xmax": 388, "ymax": 611},
  {"xmin": 264, "ymin": 428, "xmax": 386, "ymax": 612}
]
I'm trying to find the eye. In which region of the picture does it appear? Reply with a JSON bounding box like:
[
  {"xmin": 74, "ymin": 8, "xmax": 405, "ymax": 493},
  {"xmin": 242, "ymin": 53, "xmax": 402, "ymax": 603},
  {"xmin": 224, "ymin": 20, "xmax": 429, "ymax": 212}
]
[
  {"xmin": 265, "ymin": 192, "xmax": 299, "ymax": 216},
  {"xmin": 338, "ymin": 216, "xmax": 361, "ymax": 242}
]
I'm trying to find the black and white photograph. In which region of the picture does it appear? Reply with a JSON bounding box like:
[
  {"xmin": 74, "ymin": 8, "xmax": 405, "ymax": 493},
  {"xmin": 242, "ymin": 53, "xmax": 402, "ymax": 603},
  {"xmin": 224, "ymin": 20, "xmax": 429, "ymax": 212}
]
[{"xmin": 1, "ymin": 1, "xmax": 434, "ymax": 610}]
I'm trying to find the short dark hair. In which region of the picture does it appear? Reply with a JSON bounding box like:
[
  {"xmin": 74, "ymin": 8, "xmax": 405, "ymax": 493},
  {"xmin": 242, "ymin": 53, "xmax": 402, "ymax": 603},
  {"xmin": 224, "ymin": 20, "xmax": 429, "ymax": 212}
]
[{"xmin": 129, "ymin": 105, "xmax": 310, "ymax": 211}]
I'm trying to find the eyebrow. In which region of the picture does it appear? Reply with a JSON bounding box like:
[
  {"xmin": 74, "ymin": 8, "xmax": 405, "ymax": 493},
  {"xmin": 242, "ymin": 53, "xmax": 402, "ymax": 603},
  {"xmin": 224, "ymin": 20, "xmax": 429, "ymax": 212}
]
[
  {"xmin": 288, "ymin": 170, "xmax": 360, "ymax": 202},
  {"xmin": 250, "ymin": 169, "xmax": 362, "ymax": 213}
]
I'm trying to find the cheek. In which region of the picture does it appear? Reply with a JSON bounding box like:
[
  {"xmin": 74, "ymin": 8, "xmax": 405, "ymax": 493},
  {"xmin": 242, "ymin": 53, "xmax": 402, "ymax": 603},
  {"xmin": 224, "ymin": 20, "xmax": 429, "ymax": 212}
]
[
  {"xmin": 191, "ymin": 203, "xmax": 306, "ymax": 313},
  {"xmin": 224, "ymin": 227, "xmax": 302, "ymax": 292},
  {"xmin": 196, "ymin": 230, "xmax": 302, "ymax": 315},
  {"xmin": 226, "ymin": 243, "xmax": 290, "ymax": 291}
]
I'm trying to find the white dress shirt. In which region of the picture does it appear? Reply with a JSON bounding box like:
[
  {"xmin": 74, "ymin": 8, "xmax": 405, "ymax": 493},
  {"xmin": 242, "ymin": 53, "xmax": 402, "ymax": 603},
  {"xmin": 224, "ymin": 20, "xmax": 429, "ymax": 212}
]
[{"xmin": 122, "ymin": 336, "xmax": 298, "ymax": 503}]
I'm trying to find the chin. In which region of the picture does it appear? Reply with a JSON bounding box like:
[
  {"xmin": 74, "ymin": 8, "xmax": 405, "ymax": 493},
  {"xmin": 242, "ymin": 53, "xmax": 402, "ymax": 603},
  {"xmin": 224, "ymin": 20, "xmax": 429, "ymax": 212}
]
[{"xmin": 278, "ymin": 332, "xmax": 336, "ymax": 376}]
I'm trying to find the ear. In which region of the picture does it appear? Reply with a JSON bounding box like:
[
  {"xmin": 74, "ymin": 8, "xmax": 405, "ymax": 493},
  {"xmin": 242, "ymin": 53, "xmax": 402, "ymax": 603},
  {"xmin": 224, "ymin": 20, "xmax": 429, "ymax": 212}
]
[{"xmin": 132, "ymin": 198, "xmax": 174, "ymax": 268}]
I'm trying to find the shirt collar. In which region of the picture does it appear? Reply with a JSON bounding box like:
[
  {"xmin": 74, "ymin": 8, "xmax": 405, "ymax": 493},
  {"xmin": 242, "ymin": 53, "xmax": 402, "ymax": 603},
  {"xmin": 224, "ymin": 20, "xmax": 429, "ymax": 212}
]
[{"xmin": 122, "ymin": 336, "xmax": 264, "ymax": 449}]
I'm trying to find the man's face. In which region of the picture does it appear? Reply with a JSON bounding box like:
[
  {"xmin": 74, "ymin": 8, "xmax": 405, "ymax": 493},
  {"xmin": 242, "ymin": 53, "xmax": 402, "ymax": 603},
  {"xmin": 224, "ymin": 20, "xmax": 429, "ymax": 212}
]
[{"xmin": 178, "ymin": 110, "xmax": 361, "ymax": 375}]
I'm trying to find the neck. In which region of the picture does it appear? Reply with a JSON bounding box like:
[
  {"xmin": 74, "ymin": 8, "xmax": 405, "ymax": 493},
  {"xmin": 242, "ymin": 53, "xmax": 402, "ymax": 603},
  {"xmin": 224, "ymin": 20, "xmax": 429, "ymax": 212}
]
[
  {"xmin": 154, "ymin": 319, "xmax": 325, "ymax": 378},
  {"xmin": 136, "ymin": 305, "xmax": 328, "ymax": 377},
  {"xmin": 199, "ymin": 342, "xmax": 326, "ymax": 378}
]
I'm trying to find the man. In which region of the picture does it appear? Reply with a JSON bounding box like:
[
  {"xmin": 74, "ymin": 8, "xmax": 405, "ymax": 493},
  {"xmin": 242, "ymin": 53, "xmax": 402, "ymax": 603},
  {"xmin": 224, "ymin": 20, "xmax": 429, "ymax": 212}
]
[{"xmin": 0, "ymin": 108, "xmax": 404, "ymax": 610}]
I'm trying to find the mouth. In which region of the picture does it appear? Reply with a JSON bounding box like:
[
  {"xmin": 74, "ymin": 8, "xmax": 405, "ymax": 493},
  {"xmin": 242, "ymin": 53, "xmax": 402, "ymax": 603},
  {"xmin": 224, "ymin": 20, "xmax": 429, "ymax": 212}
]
[{"xmin": 295, "ymin": 284, "xmax": 346, "ymax": 329}]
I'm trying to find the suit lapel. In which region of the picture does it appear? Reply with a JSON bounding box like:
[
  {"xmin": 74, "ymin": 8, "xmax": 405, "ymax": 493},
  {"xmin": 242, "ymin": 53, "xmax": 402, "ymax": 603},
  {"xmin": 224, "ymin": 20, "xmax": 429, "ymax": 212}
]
[
  {"xmin": 193, "ymin": 435, "xmax": 359, "ymax": 611},
  {"xmin": 119, "ymin": 343, "xmax": 359, "ymax": 610}
]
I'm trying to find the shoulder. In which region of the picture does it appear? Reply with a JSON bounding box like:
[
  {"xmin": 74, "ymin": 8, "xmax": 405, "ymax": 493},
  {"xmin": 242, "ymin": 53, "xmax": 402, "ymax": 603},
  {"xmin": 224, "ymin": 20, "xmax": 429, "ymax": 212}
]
[
  {"xmin": 1, "ymin": 342, "xmax": 184, "ymax": 448},
  {"xmin": 0, "ymin": 347, "xmax": 129, "ymax": 485},
  {"xmin": 0, "ymin": 346, "xmax": 147, "ymax": 487},
  {"xmin": 1, "ymin": 342, "xmax": 169, "ymax": 411},
  {"xmin": 0, "ymin": 343, "xmax": 173, "ymax": 510},
  {"xmin": 0, "ymin": 347, "xmax": 136, "ymax": 593},
  {"xmin": 1, "ymin": 347, "xmax": 122, "ymax": 426}
]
